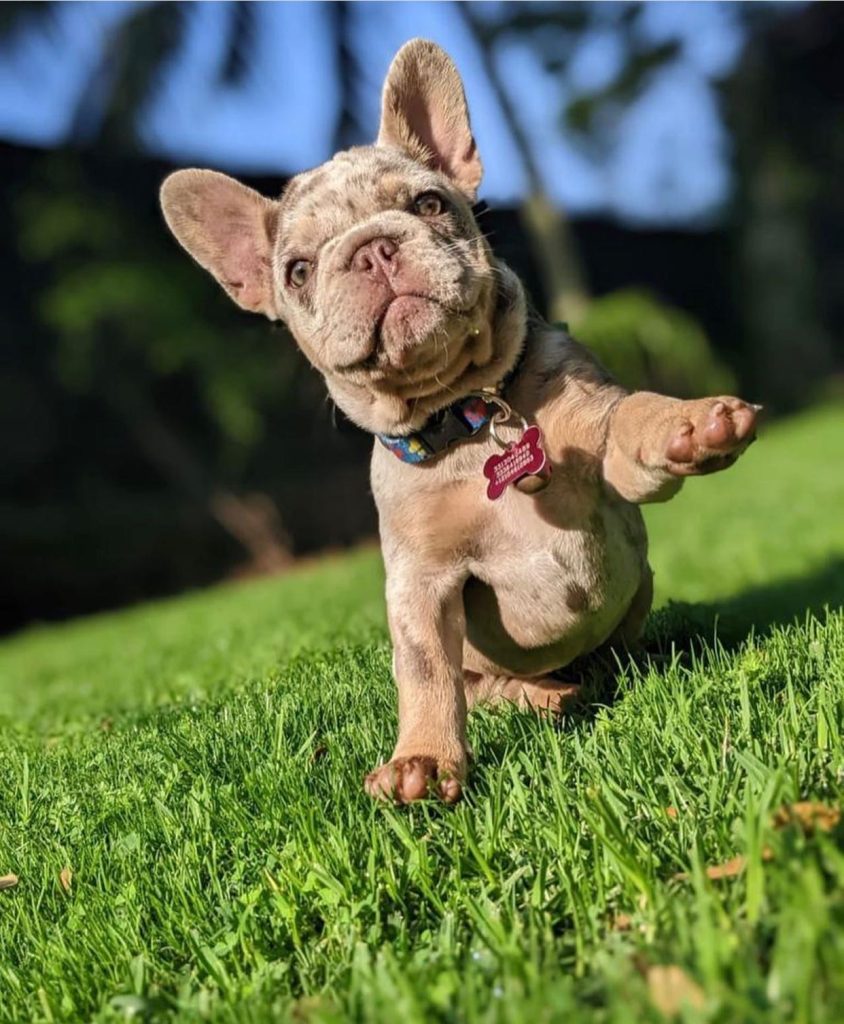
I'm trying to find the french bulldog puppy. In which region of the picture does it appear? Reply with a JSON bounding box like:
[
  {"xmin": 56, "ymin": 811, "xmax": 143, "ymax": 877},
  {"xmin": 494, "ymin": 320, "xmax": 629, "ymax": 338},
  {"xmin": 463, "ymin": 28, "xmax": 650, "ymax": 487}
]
[{"xmin": 161, "ymin": 39, "xmax": 759, "ymax": 804}]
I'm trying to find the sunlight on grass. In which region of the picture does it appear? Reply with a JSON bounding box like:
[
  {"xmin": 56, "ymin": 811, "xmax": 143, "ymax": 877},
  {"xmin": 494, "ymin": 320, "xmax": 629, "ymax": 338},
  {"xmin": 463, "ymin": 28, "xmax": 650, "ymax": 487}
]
[{"xmin": 646, "ymin": 402, "xmax": 844, "ymax": 608}]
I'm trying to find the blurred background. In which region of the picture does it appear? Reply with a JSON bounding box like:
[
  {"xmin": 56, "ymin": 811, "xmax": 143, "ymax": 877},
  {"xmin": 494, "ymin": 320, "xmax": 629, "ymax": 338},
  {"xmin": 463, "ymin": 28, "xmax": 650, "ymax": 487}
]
[{"xmin": 0, "ymin": 0, "xmax": 841, "ymax": 635}]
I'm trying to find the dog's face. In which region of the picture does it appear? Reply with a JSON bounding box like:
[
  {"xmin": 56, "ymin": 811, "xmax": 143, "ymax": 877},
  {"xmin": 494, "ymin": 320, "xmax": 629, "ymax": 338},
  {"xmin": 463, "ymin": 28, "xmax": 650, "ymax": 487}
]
[
  {"xmin": 161, "ymin": 39, "xmax": 522, "ymax": 434},
  {"xmin": 273, "ymin": 147, "xmax": 493, "ymax": 398}
]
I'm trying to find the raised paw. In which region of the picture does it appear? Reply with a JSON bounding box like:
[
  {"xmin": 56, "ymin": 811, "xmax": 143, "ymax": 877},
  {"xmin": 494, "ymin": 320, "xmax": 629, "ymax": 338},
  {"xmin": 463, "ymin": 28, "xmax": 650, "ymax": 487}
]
[
  {"xmin": 664, "ymin": 397, "xmax": 761, "ymax": 476},
  {"xmin": 364, "ymin": 755, "xmax": 464, "ymax": 805}
]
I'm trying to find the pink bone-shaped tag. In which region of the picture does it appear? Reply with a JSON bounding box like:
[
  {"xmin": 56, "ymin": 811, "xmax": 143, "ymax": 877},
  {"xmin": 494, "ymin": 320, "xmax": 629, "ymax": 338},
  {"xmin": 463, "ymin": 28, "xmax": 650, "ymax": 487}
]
[{"xmin": 483, "ymin": 425, "xmax": 547, "ymax": 500}]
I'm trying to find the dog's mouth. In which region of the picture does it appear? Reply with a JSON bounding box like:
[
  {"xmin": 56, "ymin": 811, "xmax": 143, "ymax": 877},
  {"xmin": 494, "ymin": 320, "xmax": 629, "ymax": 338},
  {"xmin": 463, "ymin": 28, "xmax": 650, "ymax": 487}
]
[
  {"xmin": 336, "ymin": 291, "xmax": 471, "ymax": 376},
  {"xmin": 376, "ymin": 292, "xmax": 434, "ymax": 343}
]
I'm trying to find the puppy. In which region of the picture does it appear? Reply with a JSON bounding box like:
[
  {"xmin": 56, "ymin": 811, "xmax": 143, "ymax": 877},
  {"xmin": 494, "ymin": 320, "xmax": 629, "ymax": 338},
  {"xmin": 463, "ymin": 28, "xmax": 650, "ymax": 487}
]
[{"xmin": 161, "ymin": 39, "xmax": 759, "ymax": 804}]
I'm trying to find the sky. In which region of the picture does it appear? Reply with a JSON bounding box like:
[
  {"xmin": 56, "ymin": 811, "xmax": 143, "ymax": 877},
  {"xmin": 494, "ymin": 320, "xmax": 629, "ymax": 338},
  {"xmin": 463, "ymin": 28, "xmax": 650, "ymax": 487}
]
[{"xmin": 0, "ymin": 1, "xmax": 753, "ymax": 226}]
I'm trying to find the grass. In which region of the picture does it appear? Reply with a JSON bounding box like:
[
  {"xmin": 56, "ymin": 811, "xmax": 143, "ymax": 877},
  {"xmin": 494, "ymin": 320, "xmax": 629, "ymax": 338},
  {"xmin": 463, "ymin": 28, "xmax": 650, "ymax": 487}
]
[{"xmin": 1, "ymin": 402, "xmax": 843, "ymax": 1024}]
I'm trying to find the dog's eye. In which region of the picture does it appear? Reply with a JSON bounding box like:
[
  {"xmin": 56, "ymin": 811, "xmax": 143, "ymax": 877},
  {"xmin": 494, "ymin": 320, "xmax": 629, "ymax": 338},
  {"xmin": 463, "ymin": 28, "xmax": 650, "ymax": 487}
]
[
  {"xmin": 413, "ymin": 192, "xmax": 444, "ymax": 217},
  {"xmin": 287, "ymin": 259, "xmax": 312, "ymax": 288}
]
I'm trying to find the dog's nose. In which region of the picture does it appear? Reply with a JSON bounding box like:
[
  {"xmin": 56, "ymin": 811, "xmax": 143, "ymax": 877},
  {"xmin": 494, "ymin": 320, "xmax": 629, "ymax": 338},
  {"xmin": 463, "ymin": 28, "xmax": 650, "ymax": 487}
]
[{"xmin": 352, "ymin": 237, "xmax": 399, "ymax": 278}]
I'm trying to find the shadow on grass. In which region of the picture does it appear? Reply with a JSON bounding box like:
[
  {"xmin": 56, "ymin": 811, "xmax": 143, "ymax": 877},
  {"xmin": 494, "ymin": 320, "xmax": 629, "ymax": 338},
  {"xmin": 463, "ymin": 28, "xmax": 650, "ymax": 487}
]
[
  {"xmin": 648, "ymin": 555, "xmax": 844, "ymax": 649},
  {"xmin": 564, "ymin": 556, "xmax": 844, "ymax": 709}
]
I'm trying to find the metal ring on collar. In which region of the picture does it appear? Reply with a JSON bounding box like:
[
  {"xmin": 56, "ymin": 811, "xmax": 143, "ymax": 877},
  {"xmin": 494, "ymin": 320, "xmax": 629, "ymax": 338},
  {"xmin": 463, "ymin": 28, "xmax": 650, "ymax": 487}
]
[{"xmin": 470, "ymin": 391, "xmax": 528, "ymax": 449}]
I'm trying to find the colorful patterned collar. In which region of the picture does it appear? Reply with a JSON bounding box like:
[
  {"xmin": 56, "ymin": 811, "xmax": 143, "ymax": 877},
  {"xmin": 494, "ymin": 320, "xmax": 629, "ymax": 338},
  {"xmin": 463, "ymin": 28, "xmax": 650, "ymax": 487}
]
[
  {"xmin": 377, "ymin": 394, "xmax": 498, "ymax": 463},
  {"xmin": 376, "ymin": 343, "xmax": 528, "ymax": 465}
]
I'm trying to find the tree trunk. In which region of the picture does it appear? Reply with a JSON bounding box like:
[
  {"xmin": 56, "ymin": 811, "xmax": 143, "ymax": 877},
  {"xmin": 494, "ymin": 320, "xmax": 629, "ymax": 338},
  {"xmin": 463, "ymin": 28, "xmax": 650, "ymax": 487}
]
[
  {"xmin": 105, "ymin": 380, "xmax": 292, "ymax": 573},
  {"xmin": 459, "ymin": 5, "xmax": 592, "ymax": 325}
]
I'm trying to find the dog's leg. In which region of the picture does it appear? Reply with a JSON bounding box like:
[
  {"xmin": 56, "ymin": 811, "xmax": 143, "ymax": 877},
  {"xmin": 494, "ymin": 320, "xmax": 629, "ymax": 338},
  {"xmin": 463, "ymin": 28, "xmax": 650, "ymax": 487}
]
[
  {"xmin": 464, "ymin": 672, "xmax": 580, "ymax": 713},
  {"xmin": 603, "ymin": 392, "xmax": 760, "ymax": 504},
  {"xmin": 365, "ymin": 568, "xmax": 469, "ymax": 804},
  {"xmin": 605, "ymin": 564, "xmax": 654, "ymax": 649}
]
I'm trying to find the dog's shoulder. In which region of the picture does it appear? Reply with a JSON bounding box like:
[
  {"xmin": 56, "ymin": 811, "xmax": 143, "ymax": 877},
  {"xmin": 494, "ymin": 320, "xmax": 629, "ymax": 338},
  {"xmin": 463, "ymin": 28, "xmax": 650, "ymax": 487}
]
[
  {"xmin": 528, "ymin": 321, "xmax": 615, "ymax": 390},
  {"xmin": 517, "ymin": 322, "xmax": 626, "ymax": 457}
]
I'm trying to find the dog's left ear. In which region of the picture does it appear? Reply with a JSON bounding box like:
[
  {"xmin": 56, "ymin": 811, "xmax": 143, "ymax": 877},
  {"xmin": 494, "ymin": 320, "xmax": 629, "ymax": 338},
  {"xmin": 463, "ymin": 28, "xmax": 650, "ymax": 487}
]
[{"xmin": 377, "ymin": 38, "xmax": 482, "ymax": 200}]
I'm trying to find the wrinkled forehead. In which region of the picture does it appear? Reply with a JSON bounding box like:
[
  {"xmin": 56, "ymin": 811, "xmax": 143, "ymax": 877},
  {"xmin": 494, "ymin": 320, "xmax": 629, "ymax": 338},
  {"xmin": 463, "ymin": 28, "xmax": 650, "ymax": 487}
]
[{"xmin": 277, "ymin": 146, "xmax": 444, "ymax": 252}]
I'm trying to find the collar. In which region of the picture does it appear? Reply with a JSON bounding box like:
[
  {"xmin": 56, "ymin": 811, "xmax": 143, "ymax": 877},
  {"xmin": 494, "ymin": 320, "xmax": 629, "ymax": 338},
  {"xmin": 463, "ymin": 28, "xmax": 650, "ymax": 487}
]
[{"xmin": 377, "ymin": 341, "xmax": 528, "ymax": 464}]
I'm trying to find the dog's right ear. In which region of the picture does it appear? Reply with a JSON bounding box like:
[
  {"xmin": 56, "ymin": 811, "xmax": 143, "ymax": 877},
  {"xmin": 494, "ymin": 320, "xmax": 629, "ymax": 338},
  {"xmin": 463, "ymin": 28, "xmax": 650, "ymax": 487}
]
[
  {"xmin": 377, "ymin": 38, "xmax": 483, "ymax": 200},
  {"xmin": 160, "ymin": 169, "xmax": 280, "ymax": 319}
]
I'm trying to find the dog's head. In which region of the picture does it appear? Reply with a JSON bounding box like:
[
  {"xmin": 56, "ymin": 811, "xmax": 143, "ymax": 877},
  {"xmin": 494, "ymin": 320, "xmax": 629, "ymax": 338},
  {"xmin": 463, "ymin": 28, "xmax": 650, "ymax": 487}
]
[{"xmin": 161, "ymin": 39, "xmax": 525, "ymax": 435}]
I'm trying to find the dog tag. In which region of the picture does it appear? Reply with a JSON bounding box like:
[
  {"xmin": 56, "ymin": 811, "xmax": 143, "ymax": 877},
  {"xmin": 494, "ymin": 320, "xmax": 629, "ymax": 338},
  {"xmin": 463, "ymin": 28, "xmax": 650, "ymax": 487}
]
[{"xmin": 483, "ymin": 425, "xmax": 549, "ymax": 500}]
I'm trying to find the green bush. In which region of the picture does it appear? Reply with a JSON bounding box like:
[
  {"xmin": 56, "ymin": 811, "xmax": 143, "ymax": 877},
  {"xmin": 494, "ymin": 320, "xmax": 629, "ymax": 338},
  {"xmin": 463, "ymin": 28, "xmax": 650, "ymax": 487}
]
[{"xmin": 574, "ymin": 288, "xmax": 735, "ymax": 397}]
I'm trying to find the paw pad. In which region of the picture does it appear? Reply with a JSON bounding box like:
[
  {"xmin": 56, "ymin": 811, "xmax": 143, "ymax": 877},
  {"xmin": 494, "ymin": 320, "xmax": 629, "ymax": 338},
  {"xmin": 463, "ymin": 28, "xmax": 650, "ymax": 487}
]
[
  {"xmin": 365, "ymin": 755, "xmax": 464, "ymax": 805},
  {"xmin": 666, "ymin": 398, "xmax": 760, "ymax": 475}
]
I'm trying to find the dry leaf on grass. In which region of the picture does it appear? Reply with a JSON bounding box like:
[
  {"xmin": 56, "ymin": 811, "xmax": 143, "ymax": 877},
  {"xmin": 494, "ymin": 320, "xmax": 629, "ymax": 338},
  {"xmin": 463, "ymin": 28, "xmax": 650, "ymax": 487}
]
[
  {"xmin": 611, "ymin": 912, "xmax": 633, "ymax": 932},
  {"xmin": 772, "ymin": 801, "xmax": 840, "ymax": 834},
  {"xmin": 701, "ymin": 854, "xmax": 749, "ymax": 880},
  {"xmin": 647, "ymin": 964, "xmax": 705, "ymax": 1016},
  {"xmin": 675, "ymin": 847, "xmax": 773, "ymax": 882},
  {"xmin": 59, "ymin": 867, "xmax": 73, "ymax": 892},
  {"xmin": 0, "ymin": 873, "xmax": 19, "ymax": 890},
  {"xmin": 674, "ymin": 854, "xmax": 746, "ymax": 882},
  {"xmin": 674, "ymin": 801, "xmax": 839, "ymax": 883},
  {"xmin": 291, "ymin": 995, "xmax": 331, "ymax": 1023}
]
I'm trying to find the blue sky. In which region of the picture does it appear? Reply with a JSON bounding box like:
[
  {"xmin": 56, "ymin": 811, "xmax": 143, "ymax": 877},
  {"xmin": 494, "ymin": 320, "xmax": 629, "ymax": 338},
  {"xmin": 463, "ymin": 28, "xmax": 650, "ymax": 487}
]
[{"xmin": 0, "ymin": 1, "xmax": 752, "ymax": 226}]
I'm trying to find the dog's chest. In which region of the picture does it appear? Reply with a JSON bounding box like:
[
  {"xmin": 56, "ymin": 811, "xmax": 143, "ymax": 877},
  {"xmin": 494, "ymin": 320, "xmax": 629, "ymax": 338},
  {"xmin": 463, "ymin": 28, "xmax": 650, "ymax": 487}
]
[
  {"xmin": 374, "ymin": 434, "xmax": 647, "ymax": 666},
  {"xmin": 467, "ymin": 474, "xmax": 646, "ymax": 647}
]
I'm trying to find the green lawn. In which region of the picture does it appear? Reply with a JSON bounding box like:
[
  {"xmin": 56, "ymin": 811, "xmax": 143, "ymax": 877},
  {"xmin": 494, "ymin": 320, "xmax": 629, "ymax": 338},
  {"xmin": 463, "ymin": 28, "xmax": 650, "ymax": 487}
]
[{"xmin": 1, "ymin": 403, "xmax": 843, "ymax": 1023}]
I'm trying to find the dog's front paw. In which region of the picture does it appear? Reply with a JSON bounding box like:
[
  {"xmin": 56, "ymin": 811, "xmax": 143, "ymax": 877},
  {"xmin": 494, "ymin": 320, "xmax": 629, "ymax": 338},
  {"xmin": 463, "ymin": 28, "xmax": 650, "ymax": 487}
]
[
  {"xmin": 365, "ymin": 755, "xmax": 465, "ymax": 805},
  {"xmin": 664, "ymin": 397, "xmax": 761, "ymax": 476}
]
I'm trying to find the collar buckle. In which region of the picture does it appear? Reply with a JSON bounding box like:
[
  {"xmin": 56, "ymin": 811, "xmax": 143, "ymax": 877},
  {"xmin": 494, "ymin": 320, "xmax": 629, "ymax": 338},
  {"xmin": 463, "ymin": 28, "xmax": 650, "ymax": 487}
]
[{"xmin": 416, "ymin": 405, "xmax": 476, "ymax": 452}]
